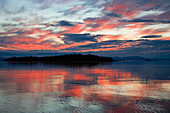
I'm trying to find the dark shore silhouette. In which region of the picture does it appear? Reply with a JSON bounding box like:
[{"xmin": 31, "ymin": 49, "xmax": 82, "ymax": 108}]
[{"xmin": 5, "ymin": 54, "xmax": 114, "ymax": 63}]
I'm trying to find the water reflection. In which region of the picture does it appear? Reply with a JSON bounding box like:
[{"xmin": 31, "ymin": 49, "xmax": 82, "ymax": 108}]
[
  {"xmin": 6, "ymin": 61, "xmax": 112, "ymax": 68},
  {"xmin": 0, "ymin": 61, "xmax": 170, "ymax": 113}
]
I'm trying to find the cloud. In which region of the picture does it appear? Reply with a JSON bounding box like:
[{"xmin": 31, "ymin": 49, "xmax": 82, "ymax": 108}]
[
  {"xmin": 0, "ymin": 24, "xmax": 17, "ymax": 27},
  {"xmin": 0, "ymin": 0, "xmax": 6, "ymax": 10},
  {"xmin": 125, "ymin": 19, "xmax": 170, "ymax": 23},
  {"xmin": 135, "ymin": 10, "xmax": 165, "ymax": 18},
  {"xmin": 105, "ymin": 13, "xmax": 121, "ymax": 18},
  {"xmin": 59, "ymin": 40, "xmax": 170, "ymax": 59},
  {"xmin": 141, "ymin": 35, "xmax": 162, "ymax": 38},
  {"xmin": 86, "ymin": 40, "xmax": 170, "ymax": 59},
  {"xmin": 30, "ymin": 0, "xmax": 45, "ymax": 3},
  {"xmin": 29, "ymin": 0, "xmax": 56, "ymax": 9},
  {"xmin": 0, "ymin": 0, "xmax": 170, "ymax": 59},
  {"xmin": 4, "ymin": 5, "xmax": 26, "ymax": 14},
  {"xmin": 63, "ymin": 33, "xmax": 100, "ymax": 42},
  {"xmin": 18, "ymin": 6, "xmax": 26, "ymax": 13},
  {"xmin": 58, "ymin": 20, "xmax": 75, "ymax": 26},
  {"xmin": 12, "ymin": 17, "xmax": 23, "ymax": 22},
  {"xmin": 0, "ymin": 38, "xmax": 170, "ymax": 59},
  {"xmin": 61, "ymin": 40, "xmax": 139, "ymax": 52},
  {"xmin": 134, "ymin": 40, "xmax": 170, "ymax": 53},
  {"xmin": 72, "ymin": 6, "xmax": 84, "ymax": 10}
]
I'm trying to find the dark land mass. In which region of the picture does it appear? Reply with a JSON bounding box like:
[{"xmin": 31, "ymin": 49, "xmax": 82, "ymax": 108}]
[
  {"xmin": 112, "ymin": 56, "xmax": 154, "ymax": 61},
  {"xmin": 113, "ymin": 56, "xmax": 170, "ymax": 61},
  {"xmin": 5, "ymin": 54, "xmax": 114, "ymax": 63},
  {"xmin": 0, "ymin": 57, "xmax": 5, "ymax": 61}
]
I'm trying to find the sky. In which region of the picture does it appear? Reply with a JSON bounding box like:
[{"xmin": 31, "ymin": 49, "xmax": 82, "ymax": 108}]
[{"xmin": 0, "ymin": 0, "xmax": 170, "ymax": 58}]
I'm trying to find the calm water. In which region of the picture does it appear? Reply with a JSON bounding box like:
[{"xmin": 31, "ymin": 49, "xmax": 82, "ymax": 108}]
[{"xmin": 0, "ymin": 61, "xmax": 170, "ymax": 113}]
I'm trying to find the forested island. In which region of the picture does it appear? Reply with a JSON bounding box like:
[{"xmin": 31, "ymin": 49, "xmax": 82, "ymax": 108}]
[{"xmin": 5, "ymin": 54, "xmax": 114, "ymax": 63}]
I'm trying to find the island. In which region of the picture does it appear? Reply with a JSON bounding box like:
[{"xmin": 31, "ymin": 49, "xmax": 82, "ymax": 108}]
[{"xmin": 5, "ymin": 54, "xmax": 115, "ymax": 63}]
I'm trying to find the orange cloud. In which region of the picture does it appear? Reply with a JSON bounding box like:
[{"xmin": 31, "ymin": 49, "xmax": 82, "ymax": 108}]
[
  {"xmin": 104, "ymin": 1, "xmax": 139, "ymax": 19},
  {"xmin": 61, "ymin": 24, "xmax": 85, "ymax": 34},
  {"xmin": 97, "ymin": 35, "xmax": 122, "ymax": 42},
  {"xmin": 72, "ymin": 6, "xmax": 84, "ymax": 10}
]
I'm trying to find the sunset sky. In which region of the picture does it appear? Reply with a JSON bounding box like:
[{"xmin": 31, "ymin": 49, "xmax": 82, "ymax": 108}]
[{"xmin": 0, "ymin": 0, "xmax": 170, "ymax": 58}]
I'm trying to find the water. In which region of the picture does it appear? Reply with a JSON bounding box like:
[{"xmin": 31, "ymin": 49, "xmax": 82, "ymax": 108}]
[{"xmin": 0, "ymin": 61, "xmax": 169, "ymax": 113}]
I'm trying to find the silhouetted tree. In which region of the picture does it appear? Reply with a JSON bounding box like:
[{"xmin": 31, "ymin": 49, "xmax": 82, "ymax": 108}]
[{"xmin": 5, "ymin": 54, "xmax": 115, "ymax": 63}]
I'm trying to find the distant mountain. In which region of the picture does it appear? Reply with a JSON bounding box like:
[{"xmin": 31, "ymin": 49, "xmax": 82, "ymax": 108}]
[
  {"xmin": 112, "ymin": 56, "xmax": 150, "ymax": 60},
  {"xmin": 5, "ymin": 54, "xmax": 115, "ymax": 63},
  {"xmin": 0, "ymin": 57, "xmax": 6, "ymax": 61}
]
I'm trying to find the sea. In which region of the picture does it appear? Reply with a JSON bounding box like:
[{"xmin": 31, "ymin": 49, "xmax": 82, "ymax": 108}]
[{"xmin": 0, "ymin": 60, "xmax": 169, "ymax": 113}]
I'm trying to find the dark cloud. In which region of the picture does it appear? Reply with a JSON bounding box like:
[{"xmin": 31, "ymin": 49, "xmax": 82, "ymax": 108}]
[
  {"xmin": 63, "ymin": 33, "xmax": 100, "ymax": 42},
  {"xmin": 129, "ymin": 19, "xmax": 155, "ymax": 22},
  {"xmin": 136, "ymin": 40, "xmax": 170, "ymax": 47},
  {"xmin": 105, "ymin": 40, "xmax": 170, "ymax": 58},
  {"xmin": 60, "ymin": 40, "xmax": 170, "ymax": 59},
  {"xmin": 141, "ymin": 35, "xmax": 162, "ymax": 38},
  {"xmin": 85, "ymin": 17, "xmax": 107, "ymax": 21},
  {"xmin": 13, "ymin": 31, "xmax": 26, "ymax": 35},
  {"xmin": 62, "ymin": 40, "xmax": 134, "ymax": 51},
  {"xmin": 121, "ymin": 19, "xmax": 170, "ymax": 23},
  {"xmin": 43, "ymin": 20, "xmax": 75, "ymax": 27},
  {"xmin": 86, "ymin": 24, "xmax": 100, "ymax": 28},
  {"xmin": 0, "ymin": 24, "xmax": 17, "ymax": 27},
  {"xmin": 105, "ymin": 13, "xmax": 121, "ymax": 18},
  {"xmin": 58, "ymin": 20, "xmax": 75, "ymax": 26}
]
